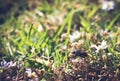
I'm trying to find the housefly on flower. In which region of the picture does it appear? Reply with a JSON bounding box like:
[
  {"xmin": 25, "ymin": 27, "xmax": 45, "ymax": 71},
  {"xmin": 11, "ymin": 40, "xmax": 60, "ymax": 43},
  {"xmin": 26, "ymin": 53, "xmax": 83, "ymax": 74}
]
[{"xmin": 68, "ymin": 49, "xmax": 88, "ymax": 58}]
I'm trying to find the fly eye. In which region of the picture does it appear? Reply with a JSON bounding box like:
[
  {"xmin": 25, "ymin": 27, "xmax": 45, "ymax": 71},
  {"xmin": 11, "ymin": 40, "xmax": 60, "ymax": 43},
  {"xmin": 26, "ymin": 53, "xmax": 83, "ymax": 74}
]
[
  {"xmin": 71, "ymin": 50, "xmax": 76, "ymax": 54},
  {"xmin": 72, "ymin": 49, "xmax": 88, "ymax": 58}
]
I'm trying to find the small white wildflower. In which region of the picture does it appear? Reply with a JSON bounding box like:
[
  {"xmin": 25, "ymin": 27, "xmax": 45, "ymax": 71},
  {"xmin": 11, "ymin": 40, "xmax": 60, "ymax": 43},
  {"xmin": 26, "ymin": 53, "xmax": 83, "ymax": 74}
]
[
  {"xmin": 69, "ymin": 31, "xmax": 81, "ymax": 42},
  {"xmin": 70, "ymin": 58, "xmax": 83, "ymax": 64},
  {"xmin": 90, "ymin": 40, "xmax": 107, "ymax": 53},
  {"xmin": 0, "ymin": 60, "xmax": 16, "ymax": 68},
  {"xmin": 48, "ymin": 15, "xmax": 56, "ymax": 23},
  {"xmin": 108, "ymin": 53, "xmax": 112, "ymax": 56},
  {"xmin": 26, "ymin": 68, "xmax": 37, "ymax": 78},
  {"xmin": 31, "ymin": 47, "xmax": 35, "ymax": 53},
  {"xmin": 65, "ymin": 68, "xmax": 73, "ymax": 74},
  {"xmin": 102, "ymin": 0, "xmax": 115, "ymax": 11},
  {"xmin": 38, "ymin": 24, "xmax": 43, "ymax": 32},
  {"xmin": 61, "ymin": 33, "xmax": 67, "ymax": 40},
  {"xmin": 25, "ymin": 68, "xmax": 31, "ymax": 73},
  {"xmin": 100, "ymin": 29, "xmax": 108, "ymax": 36},
  {"xmin": 61, "ymin": 45, "xmax": 67, "ymax": 51},
  {"xmin": 109, "ymin": 32, "xmax": 114, "ymax": 38},
  {"xmin": 8, "ymin": 61, "xmax": 16, "ymax": 67},
  {"xmin": 35, "ymin": 9, "xmax": 44, "ymax": 17},
  {"xmin": 71, "ymin": 59, "xmax": 79, "ymax": 63},
  {"xmin": 90, "ymin": 44, "xmax": 101, "ymax": 53},
  {"xmin": 57, "ymin": 15, "xmax": 63, "ymax": 25},
  {"xmin": 0, "ymin": 60, "xmax": 7, "ymax": 68},
  {"xmin": 100, "ymin": 40, "xmax": 107, "ymax": 49}
]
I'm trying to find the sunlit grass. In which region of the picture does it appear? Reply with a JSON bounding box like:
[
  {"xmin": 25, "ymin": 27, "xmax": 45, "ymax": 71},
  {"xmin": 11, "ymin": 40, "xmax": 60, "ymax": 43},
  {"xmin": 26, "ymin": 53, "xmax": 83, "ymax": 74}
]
[{"xmin": 0, "ymin": 0, "xmax": 120, "ymax": 80}]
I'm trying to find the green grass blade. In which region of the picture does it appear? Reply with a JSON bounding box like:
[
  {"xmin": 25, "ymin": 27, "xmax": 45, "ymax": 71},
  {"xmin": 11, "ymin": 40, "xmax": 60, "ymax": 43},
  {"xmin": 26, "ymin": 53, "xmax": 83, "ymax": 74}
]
[
  {"xmin": 28, "ymin": 24, "xmax": 33, "ymax": 40},
  {"xmin": 53, "ymin": 9, "xmax": 74, "ymax": 40},
  {"xmin": 107, "ymin": 13, "xmax": 120, "ymax": 31}
]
